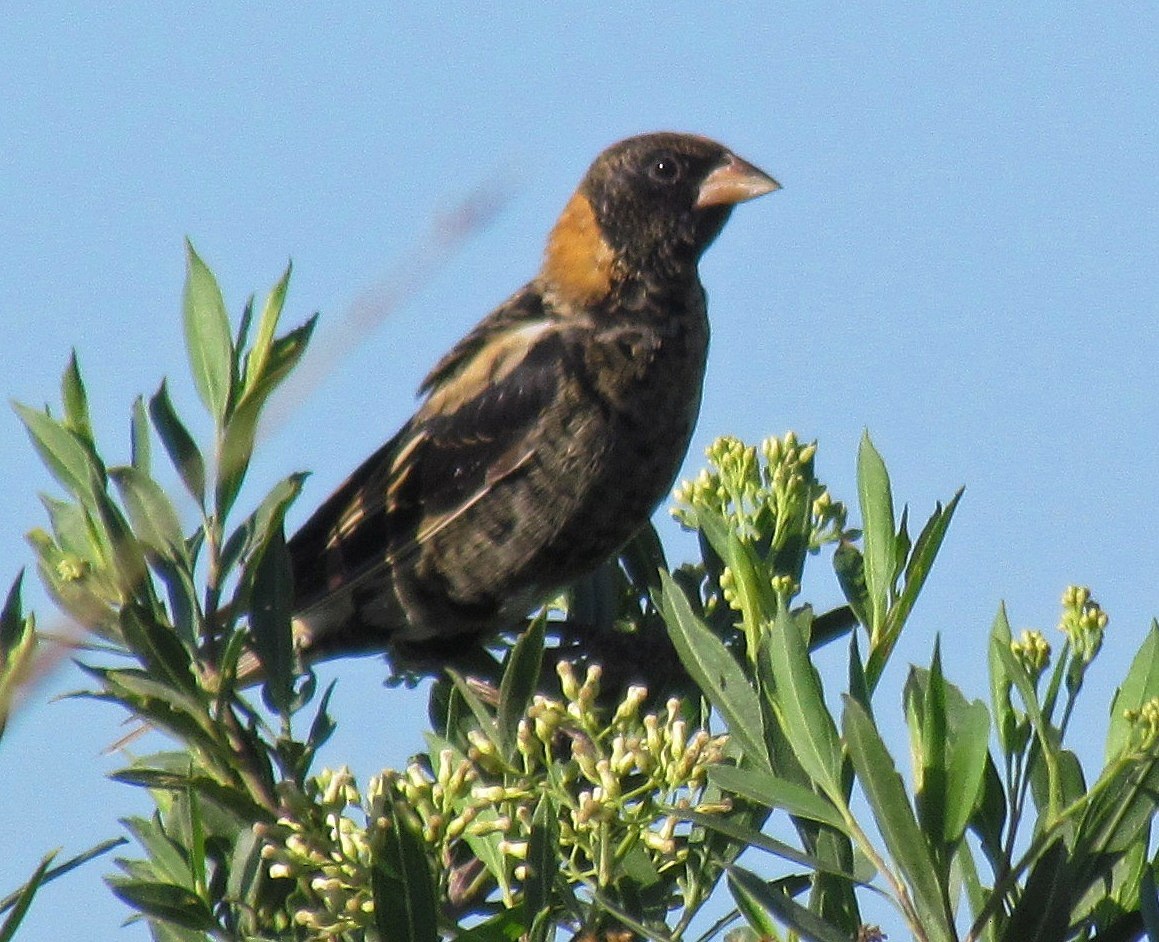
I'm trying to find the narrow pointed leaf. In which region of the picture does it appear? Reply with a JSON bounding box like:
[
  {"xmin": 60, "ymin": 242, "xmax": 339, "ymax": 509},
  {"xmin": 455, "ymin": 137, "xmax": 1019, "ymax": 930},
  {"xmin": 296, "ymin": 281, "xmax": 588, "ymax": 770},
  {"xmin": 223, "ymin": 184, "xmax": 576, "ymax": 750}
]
[
  {"xmin": 60, "ymin": 352, "xmax": 93, "ymax": 442},
  {"xmin": 182, "ymin": 240, "xmax": 234, "ymax": 422},
  {"xmin": 244, "ymin": 261, "xmax": 292, "ymax": 392},
  {"xmin": 248, "ymin": 524, "xmax": 295, "ymax": 715},
  {"xmin": 1107, "ymin": 623, "xmax": 1159, "ymax": 761},
  {"xmin": 372, "ymin": 800, "xmax": 438, "ymax": 942},
  {"xmin": 0, "ymin": 572, "xmax": 25, "ymax": 653},
  {"xmin": 728, "ymin": 865, "xmax": 850, "ymax": 942},
  {"xmin": 118, "ymin": 607, "xmax": 197, "ymax": 696},
  {"xmin": 14, "ymin": 402, "xmax": 102, "ymax": 500},
  {"xmin": 763, "ymin": 606, "xmax": 841, "ymax": 796},
  {"xmin": 708, "ymin": 764, "xmax": 848, "ymax": 833},
  {"xmin": 110, "ymin": 466, "xmax": 188, "ymax": 566},
  {"xmin": 130, "ymin": 395, "xmax": 151, "ymax": 473},
  {"xmin": 445, "ymin": 670, "xmax": 503, "ymax": 755},
  {"xmin": 0, "ymin": 851, "xmax": 57, "ymax": 942},
  {"xmin": 892, "ymin": 488, "xmax": 963, "ymax": 632},
  {"xmin": 107, "ymin": 879, "xmax": 215, "ymax": 930},
  {"xmin": 988, "ymin": 603, "xmax": 1016, "ymax": 756},
  {"xmin": 523, "ymin": 795, "xmax": 558, "ymax": 929},
  {"xmin": 725, "ymin": 866, "xmax": 781, "ymax": 938},
  {"xmin": 656, "ymin": 570, "xmax": 771, "ymax": 772},
  {"xmin": 233, "ymin": 295, "xmax": 255, "ymax": 378},
  {"xmin": 498, "ymin": 614, "xmax": 545, "ymax": 755},
  {"xmin": 843, "ymin": 696, "xmax": 953, "ymax": 940},
  {"xmin": 944, "ymin": 698, "xmax": 990, "ymax": 844},
  {"xmin": 833, "ymin": 542, "xmax": 869, "ymax": 629},
  {"xmin": 674, "ymin": 808, "xmax": 862, "ymax": 879},
  {"xmin": 220, "ymin": 472, "xmax": 307, "ymax": 583},
  {"xmin": 857, "ymin": 431, "xmax": 895, "ymax": 638},
  {"xmin": 149, "ymin": 381, "xmax": 206, "ymax": 507},
  {"xmin": 1140, "ymin": 864, "xmax": 1159, "ymax": 941}
]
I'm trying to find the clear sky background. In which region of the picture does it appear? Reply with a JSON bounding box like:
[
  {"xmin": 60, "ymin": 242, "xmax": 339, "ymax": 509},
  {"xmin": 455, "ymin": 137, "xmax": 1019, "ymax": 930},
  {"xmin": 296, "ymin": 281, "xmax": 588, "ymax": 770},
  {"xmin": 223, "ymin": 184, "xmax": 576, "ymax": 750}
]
[{"xmin": 1, "ymin": 4, "xmax": 1156, "ymax": 939}]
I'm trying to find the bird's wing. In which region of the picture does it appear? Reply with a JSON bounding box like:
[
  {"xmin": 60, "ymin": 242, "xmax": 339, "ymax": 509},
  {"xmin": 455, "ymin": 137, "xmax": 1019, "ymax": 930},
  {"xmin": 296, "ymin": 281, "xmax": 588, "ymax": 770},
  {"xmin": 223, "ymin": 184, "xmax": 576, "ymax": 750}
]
[{"xmin": 288, "ymin": 297, "xmax": 569, "ymax": 617}]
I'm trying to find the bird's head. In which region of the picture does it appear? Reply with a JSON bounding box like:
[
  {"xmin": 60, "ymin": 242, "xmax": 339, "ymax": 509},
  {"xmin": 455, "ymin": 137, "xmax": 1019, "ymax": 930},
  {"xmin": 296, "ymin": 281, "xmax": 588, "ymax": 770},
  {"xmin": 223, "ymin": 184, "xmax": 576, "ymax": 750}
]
[{"xmin": 542, "ymin": 132, "xmax": 779, "ymax": 305}]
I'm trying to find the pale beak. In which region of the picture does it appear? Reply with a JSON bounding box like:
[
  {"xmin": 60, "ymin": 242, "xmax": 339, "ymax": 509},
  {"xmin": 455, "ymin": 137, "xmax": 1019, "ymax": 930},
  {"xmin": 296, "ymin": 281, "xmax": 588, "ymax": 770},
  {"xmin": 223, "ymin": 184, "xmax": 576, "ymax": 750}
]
[{"xmin": 696, "ymin": 153, "xmax": 781, "ymax": 208}]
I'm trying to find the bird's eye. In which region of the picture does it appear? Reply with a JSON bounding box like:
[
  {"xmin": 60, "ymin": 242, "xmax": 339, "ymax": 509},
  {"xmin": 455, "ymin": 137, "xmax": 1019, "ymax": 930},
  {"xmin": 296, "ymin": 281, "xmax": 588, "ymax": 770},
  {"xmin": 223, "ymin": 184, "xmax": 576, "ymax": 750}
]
[{"xmin": 647, "ymin": 153, "xmax": 682, "ymax": 184}]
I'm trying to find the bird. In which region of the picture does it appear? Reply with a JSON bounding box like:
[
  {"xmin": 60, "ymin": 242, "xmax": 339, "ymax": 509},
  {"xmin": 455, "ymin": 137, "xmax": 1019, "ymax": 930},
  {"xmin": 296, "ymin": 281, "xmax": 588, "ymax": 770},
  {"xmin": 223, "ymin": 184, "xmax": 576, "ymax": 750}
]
[{"xmin": 284, "ymin": 132, "xmax": 779, "ymax": 673}]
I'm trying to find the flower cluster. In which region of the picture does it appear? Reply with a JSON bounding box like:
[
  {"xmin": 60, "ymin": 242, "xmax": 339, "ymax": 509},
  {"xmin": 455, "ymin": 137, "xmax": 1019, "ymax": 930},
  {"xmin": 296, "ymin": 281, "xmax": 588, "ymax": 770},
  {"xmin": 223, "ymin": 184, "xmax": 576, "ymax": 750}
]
[
  {"xmin": 256, "ymin": 767, "xmax": 383, "ymax": 935},
  {"xmin": 257, "ymin": 663, "xmax": 730, "ymax": 928},
  {"xmin": 1123, "ymin": 697, "xmax": 1159, "ymax": 754},
  {"xmin": 1057, "ymin": 585, "xmax": 1108, "ymax": 665},
  {"xmin": 672, "ymin": 433, "xmax": 846, "ymax": 553},
  {"xmin": 1010, "ymin": 629, "xmax": 1052, "ymax": 683},
  {"xmin": 672, "ymin": 434, "xmax": 848, "ymax": 617}
]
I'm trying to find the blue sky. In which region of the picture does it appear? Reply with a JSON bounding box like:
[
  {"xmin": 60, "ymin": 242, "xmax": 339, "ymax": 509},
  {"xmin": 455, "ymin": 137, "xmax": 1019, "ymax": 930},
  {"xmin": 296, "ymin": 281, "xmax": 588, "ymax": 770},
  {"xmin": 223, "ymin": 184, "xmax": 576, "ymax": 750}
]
[{"xmin": 1, "ymin": 4, "xmax": 1156, "ymax": 939}]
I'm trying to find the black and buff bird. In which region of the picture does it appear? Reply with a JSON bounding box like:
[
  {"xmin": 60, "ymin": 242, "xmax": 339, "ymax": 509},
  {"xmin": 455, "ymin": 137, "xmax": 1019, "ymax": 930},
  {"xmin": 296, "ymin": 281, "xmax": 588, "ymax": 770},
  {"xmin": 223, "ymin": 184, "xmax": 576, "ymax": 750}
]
[{"xmin": 285, "ymin": 132, "xmax": 779, "ymax": 672}]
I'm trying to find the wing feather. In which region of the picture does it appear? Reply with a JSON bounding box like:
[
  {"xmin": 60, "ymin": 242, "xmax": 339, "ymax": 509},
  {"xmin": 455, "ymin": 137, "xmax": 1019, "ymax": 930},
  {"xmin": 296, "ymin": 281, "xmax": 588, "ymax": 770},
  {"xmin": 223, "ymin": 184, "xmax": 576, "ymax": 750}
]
[{"xmin": 288, "ymin": 290, "xmax": 567, "ymax": 626}]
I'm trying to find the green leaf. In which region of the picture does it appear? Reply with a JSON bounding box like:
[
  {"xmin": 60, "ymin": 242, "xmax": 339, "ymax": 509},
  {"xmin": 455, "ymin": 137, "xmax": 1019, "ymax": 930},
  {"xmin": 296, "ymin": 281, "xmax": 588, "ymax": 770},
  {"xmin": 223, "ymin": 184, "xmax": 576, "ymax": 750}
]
[
  {"xmin": 856, "ymin": 430, "xmax": 895, "ymax": 639},
  {"xmin": 994, "ymin": 641, "xmax": 1064, "ymax": 817},
  {"xmin": 462, "ymin": 805, "xmax": 515, "ymax": 903},
  {"xmin": 0, "ymin": 838, "xmax": 123, "ymax": 937},
  {"xmin": 118, "ymin": 606, "xmax": 197, "ymax": 696},
  {"xmin": 14, "ymin": 402, "xmax": 103, "ymax": 500},
  {"xmin": 762, "ymin": 606, "xmax": 842, "ymax": 797},
  {"xmin": 252, "ymin": 313, "xmax": 316, "ymax": 398},
  {"xmin": 215, "ymin": 394, "xmax": 260, "ymax": 520},
  {"xmin": 833, "ymin": 542, "xmax": 869, "ymax": 630},
  {"xmin": 1107, "ymin": 622, "xmax": 1159, "ymax": 762},
  {"xmin": 727, "ymin": 865, "xmax": 850, "ymax": 942},
  {"xmin": 60, "ymin": 351, "xmax": 93, "ymax": 442},
  {"xmin": 248, "ymin": 523, "xmax": 295, "ymax": 715},
  {"xmin": 233, "ymin": 295, "xmax": 255, "ymax": 380},
  {"xmin": 110, "ymin": 466, "xmax": 189, "ymax": 566},
  {"xmin": 95, "ymin": 668, "xmax": 206, "ymax": 721},
  {"xmin": 675, "ymin": 807, "xmax": 867, "ymax": 881},
  {"xmin": 110, "ymin": 766, "xmax": 268, "ymax": 824},
  {"xmin": 842, "ymin": 695, "xmax": 953, "ymax": 940},
  {"xmin": 243, "ymin": 261, "xmax": 292, "ymax": 393},
  {"xmin": 1003, "ymin": 840, "xmax": 1072, "ymax": 942},
  {"xmin": 182, "ymin": 240, "xmax": 235, "ymax": 423},
  {"xmin": 708, "ymin": 764, "xmax": 848, "ymax": 833},
  {"xmin": 371, "ymin": 798, "xmax": 437, "ymax": 942},
  {"xmin": 954, "ymin": 840, "xmax": 997, "ymax": 942},
  {"xmin": 219, "ymin": 471, "xmax": 307, "ymax": 585},
  {"xmin": 149, "ymin": 381, "xmax": 206, "ymax": 508},
  {"xmin": 130, "ymin": 395, "xmax": 151, "ymax": 473},
  {"xmin": 944, "ymin": 698, "xmax": 991, "ymax": 846},
  {"xmin": 968, "ymin": 754, "xmax": 1007, "ymax": 869},
  {"xmin": 445, "ymin": 670, "xmax": 504, "ymax": 757},
  {"xmin": 706, "ymin": 507, "xmax": 776, "ymax": 653},
  {"xmin": 523, "ymin": 794, "xmax": 558, "ymax": 929},
  {"xmin": 907, "ymin": 653, "xmax": 947, "ymax": 847},
  {"xmin": 0, "ymin": 851, "xmax": 56, "ymax": 942},
  {"xmin": 891, "ymin": 488, "xmax": 962, "ymax": 635},
  {"xmin": 224, "ymin": 828, "xmax": 264, "ymax": 915},
  {"xmin": 0, "ymin": 572, "xmax": 25, "ymax": 654},
  {"xmin": 988, "ymin": 603, "xmax": 1017, "ymax": 757},
  {"xmin": 1141, "ymin": 863, "xmax": 1159, "ymax": 941},
  {"xmin": 107, "ymin": 878, "xmax": 215, "ymax": 931},
  {"xmin": 726, "ymin": 866, "xmax": 782, "ymax": 939},
  {"xmin": 1077, "ymin": 749, "xmax": 1159, "ymax": 858},
  {"xmin": 656, "ymin": 570, "xmax": 771, "ymax": 773},
  {"xmin": 497, "ymin": 614, "xmax": 545, "ymax": 756},
  {"xmin": 91, "ymin": 486, "xmax": 150, "ymax": 596}
]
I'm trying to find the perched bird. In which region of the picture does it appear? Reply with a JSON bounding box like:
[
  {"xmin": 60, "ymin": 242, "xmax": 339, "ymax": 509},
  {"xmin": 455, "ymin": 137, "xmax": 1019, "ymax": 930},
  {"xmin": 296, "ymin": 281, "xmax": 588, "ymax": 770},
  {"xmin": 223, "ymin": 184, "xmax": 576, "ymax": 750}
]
[{"xmin": 286, "ymin": 132, "xmax": 779, "ymax": 670}]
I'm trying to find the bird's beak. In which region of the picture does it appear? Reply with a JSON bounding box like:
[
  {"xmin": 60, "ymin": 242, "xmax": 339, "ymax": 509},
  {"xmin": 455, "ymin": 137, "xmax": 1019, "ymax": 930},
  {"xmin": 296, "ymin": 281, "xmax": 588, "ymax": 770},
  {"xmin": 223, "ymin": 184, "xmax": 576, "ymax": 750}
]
[{"xmin": 696, "ymin": 153, "xmax": 781, "ymax": 208}]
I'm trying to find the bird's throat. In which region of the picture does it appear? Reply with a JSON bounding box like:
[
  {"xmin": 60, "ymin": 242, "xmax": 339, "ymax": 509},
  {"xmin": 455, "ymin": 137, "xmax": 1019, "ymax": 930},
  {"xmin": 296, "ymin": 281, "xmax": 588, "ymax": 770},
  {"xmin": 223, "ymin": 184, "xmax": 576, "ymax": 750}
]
[{"xmin": 541, "ymin": 192, "xmax": 618, "ymax": 308}]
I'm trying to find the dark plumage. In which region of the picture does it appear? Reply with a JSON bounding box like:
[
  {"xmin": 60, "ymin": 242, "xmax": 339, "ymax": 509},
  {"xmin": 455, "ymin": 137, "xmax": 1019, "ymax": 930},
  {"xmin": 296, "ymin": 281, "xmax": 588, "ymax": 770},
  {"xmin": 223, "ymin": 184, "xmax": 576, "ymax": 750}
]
[{"xmin": 287, "ymin": 132, "xmax": 779, "ymax": 668}]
